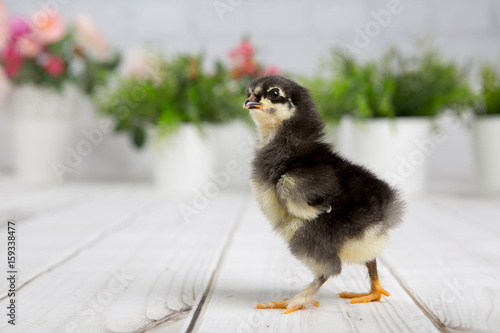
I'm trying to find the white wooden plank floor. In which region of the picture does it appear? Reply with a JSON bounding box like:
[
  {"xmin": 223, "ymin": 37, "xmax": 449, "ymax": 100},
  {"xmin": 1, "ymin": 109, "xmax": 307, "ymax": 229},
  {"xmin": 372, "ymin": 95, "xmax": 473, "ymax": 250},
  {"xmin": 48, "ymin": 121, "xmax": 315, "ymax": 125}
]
[{"xmin": 0, "ymin": 182, "xmax": 499, "ymax": 333}]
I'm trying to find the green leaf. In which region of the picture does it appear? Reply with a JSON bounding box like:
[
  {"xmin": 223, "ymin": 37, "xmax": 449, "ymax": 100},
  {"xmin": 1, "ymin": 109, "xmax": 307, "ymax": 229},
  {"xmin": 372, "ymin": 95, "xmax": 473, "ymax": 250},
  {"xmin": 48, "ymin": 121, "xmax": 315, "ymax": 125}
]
[{"xmin": 132, "ymin": 126, "xmax": 146, "ymax": 148}]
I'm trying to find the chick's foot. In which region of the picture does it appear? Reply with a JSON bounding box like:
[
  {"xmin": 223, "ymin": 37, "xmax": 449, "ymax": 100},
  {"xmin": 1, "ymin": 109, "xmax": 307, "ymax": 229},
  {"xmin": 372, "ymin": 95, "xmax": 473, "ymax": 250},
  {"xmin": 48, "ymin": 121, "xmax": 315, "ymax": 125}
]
[
  {"xmin": 338, "ymin": 287, "xmax": 390, "ymax": 304},
  {"xmin": 255, "ymin": 298, "xmax": 320, "ymax": 314}
]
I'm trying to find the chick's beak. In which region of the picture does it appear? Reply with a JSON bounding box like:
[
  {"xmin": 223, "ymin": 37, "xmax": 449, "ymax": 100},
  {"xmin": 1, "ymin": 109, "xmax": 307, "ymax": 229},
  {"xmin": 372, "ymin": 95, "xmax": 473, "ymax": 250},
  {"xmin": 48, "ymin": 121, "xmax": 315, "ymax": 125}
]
[{"xmin": 243, "ymin": 100, "xmax": 263, "ymax": 110}]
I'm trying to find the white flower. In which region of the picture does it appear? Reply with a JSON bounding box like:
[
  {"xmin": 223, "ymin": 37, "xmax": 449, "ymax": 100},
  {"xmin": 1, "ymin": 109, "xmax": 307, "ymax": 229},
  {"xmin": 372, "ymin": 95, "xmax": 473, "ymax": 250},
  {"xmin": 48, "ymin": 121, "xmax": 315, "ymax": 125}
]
[
  {"xmin": 74, "ymin": 14, "xmax": 111, "ymax": 63},
  {"xmin": 121, "ymin": 48, "xmax": 164, "ymax": 83}
]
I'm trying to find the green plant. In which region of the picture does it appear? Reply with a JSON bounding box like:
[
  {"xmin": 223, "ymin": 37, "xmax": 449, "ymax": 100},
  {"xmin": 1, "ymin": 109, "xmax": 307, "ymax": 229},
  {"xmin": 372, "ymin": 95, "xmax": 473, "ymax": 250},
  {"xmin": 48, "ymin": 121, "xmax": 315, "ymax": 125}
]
[
  {"xmin": 381, "ymin": 46, "xmax": 474, "ymax": 117},
  {"xmin": 317, "ymin": 45, "xmax": 474, "ymax": 119},
  {"xmin": 97, "ymin": 53, "xmax": 244, "ymax": 148},
  {"xmin": 304, "ymin": 51, "xmax": 395, "ymax": 122},
  {"xmin": 305, "ymin": 51, "xmax": 396, "ymax": 120},
  {"xmin": 478, "ymin": 64, "xmax": 500, "ymax": 115}
]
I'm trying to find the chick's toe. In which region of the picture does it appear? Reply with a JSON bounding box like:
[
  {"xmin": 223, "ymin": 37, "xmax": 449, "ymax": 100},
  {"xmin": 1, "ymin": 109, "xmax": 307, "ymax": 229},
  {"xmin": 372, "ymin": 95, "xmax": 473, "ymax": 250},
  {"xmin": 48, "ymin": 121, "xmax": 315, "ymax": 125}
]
[
  {"xmin": 338, "ymin": 285, "xmax": 390, "ymax": 304},
  {"xmin": 255, "ymin": 298, "xmax": 290, "ymax": 309},
  {"xmin": 255, "ymin": 298, "xmax": 320, "ymax": 314}
]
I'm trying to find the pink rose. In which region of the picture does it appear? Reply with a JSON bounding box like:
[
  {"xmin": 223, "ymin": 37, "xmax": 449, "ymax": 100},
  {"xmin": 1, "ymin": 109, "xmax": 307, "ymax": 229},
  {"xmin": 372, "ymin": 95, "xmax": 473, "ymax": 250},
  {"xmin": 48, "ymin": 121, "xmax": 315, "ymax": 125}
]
[
  {"xmin": 229, "ymin": 39, "xmax": 254, "ymax": 61},
  {"xmin": 17, "ymin": 36, "xmax": 41, "ymax": 58},
  {"xmin": 7, "ymin": 16, "xmax": 31, "ymax": 41},
  {"xmin": 1, "ymin": 45, "xmax": 24, "ymax": 78},
  {"xmin": 74, "ymin": 14, "xmax": 111, "ymax": 62},
  {"xmin": 31, "ymin": 11, "xmax": 65, "ymax": 45},
  {"xmin": 43, "ymin": 54, "xmax": 65, "ymax": 77}
]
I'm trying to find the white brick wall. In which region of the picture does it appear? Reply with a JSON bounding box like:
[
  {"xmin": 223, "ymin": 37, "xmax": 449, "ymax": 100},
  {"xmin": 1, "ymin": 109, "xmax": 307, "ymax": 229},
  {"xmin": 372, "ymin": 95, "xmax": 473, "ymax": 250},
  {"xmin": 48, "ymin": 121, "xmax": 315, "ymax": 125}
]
[
  {"xmin": 1, "ymin": 0, "xmax": 499, "ymax": 185},
  {"xmin": 3, "ymin": 0, "xmax": 499, "ymax": 72}
]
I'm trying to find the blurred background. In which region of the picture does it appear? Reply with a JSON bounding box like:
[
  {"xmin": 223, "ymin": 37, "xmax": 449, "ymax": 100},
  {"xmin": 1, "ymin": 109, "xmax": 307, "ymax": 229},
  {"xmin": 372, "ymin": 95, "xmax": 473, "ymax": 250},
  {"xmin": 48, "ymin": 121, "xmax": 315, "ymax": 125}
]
[{"xmin": 1, "ymin": 0, "xmax": 499, "ymax": 196}]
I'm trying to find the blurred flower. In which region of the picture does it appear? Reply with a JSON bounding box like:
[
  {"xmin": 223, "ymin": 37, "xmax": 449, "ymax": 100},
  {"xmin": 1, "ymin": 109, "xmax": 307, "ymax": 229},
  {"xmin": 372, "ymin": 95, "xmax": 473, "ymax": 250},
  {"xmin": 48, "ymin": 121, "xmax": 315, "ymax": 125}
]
[
  {"xmin": 0, "ymin": 2, "xmax": 8, "ymax": 51},
  {"xmin": 228, "ymin": 38, "xmax": 280, "ymax": 79},
  {"xmin": 2, "ymin": 45, "xmax": 23, "ymax": 78},
  {"xmin": 32, "ymin": 11, "xmax": 65, "ymax": 45},
  {"xmin": 229, "ymin": 39, "xmax": 254, "ymax": 61},
  {"xmin": 0, "ymin": 7, "xmax": 119, "ymax": 93},
  {"xmin": 7, "ymin": 16, "xmax": 31, "ymax": 41},
  {"xmin": 121, "ymin": 48, "xmax": 162, "ymax": 83},
  {"xmin": 43, "ymin": 54, "xmax": 65, "ymax": 77},
  {"xmin": 260, "ymin": 65, "xmax": 281, "ymax": 76},
  {"xmin": 228, "ymin": 38, "xmax": 260, "ymax": 79},
  {"xmin": 17, "ymin": 36, "xmax": 41, "ymax": 58},
  {"xmin": 73, "ymin": 14, "xmax": 111, "ymax": 62},
  {"xmin": 230, "ymin": 59, "xmax": 259, "ymax": 79}
]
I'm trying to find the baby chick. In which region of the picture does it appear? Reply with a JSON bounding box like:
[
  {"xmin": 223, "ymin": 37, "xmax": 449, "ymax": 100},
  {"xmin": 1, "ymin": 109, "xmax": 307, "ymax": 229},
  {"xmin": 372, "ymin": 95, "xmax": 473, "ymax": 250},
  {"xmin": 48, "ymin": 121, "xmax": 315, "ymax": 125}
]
[{"xmin": 243, "ymin": 75, "xmax": 404, "ymax": 314}]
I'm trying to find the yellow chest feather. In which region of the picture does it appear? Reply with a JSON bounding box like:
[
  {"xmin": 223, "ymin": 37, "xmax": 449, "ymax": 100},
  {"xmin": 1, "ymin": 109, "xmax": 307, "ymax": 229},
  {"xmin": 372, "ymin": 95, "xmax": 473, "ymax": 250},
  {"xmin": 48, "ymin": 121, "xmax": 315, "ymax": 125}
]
[{"xmin": 251, "ymin": 179, "xmax": 304, "ymax": 242}]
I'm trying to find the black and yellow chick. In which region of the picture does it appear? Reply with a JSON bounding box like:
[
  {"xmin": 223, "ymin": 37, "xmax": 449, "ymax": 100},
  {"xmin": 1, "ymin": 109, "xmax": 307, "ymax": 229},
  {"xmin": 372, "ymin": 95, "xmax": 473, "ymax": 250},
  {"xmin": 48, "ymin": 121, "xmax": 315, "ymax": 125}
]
[{"xmin": 243, "ymin": 75, "xmax": 405, "ymax": 314}]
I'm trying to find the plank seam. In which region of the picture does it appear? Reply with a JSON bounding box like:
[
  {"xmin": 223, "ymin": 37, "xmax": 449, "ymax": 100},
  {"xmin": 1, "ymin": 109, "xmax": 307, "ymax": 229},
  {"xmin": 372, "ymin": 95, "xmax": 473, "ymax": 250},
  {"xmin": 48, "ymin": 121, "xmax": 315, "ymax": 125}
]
[
  {"xmin": 132, "ymin": 307, "xmax": 193, "ymax": 333},
  {"xmin": 184, "ymin": 194, "xmax": 250, "ymax": 333},
  {"xmin": 379, "ymin": 256, "xmax": 450, "ymax": 333}
]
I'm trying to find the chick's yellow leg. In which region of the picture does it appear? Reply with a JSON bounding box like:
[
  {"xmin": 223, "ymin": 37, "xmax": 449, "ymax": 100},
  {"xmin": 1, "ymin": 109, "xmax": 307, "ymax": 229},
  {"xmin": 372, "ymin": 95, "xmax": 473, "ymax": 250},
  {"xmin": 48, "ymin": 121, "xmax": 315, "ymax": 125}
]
[
  {"xmin": 256, "ymin": 276, "xmax": 326, "ymax": 314},
  {"xmin": 338, "ymin": 259, "xmax": 390, "ymax": 304}
]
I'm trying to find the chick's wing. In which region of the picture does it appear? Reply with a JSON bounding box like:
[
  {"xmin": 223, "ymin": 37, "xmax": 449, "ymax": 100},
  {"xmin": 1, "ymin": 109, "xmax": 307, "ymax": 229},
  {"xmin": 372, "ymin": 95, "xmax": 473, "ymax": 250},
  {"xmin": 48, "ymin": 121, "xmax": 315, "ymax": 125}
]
[{"xmin": 276, "ymin": 164, "xmax": 340, "ymax": 220}]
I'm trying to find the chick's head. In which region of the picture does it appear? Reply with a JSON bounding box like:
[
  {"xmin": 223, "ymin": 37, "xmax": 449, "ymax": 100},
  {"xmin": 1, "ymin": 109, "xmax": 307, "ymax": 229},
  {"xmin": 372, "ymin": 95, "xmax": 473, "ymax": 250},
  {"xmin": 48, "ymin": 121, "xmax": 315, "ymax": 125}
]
[{"xmin": 243, "ymin": 75, "xmax": 317, "ymax": 136}]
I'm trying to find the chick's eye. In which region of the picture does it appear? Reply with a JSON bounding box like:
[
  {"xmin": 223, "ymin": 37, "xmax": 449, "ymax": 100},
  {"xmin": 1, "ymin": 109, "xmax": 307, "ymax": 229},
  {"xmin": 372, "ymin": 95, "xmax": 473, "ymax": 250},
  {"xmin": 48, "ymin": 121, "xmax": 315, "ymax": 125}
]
[{"xmin": 270, "ymin": 89, "xmax": 280, "ymax": 100}]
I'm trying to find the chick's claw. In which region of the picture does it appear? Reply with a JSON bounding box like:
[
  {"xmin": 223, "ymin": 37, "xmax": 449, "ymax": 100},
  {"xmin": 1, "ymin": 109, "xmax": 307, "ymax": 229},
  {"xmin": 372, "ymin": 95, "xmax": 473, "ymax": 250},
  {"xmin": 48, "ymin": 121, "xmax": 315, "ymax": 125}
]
[{"xmin": 256, "ymin": 298, "xmax": 320, "ymax": 314}]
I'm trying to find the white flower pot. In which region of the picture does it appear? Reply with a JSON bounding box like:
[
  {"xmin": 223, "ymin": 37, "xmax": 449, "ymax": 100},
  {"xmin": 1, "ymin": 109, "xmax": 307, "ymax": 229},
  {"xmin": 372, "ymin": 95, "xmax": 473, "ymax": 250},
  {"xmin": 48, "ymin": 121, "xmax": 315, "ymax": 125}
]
[
  {"xmin": 9, "ymin": 84, "xmax": 80, "ymax": 185},
  {"xmin": 352, "ymin": 117, "xmax": 432, "ymax": 195},
  {"xmin": 324, "ymin": 123, "xmax": 341, "ymax": 148},
  {"xmin": 205, "ymin": 121, "xmax": 255, "ymax": 190},
  {"xmin": 474, "ymin": 115, "xmax": 500, "ymax": 193},
  {"xmin": 149, "ymin": 124, "xmax": 215, "ymax": 195}
]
